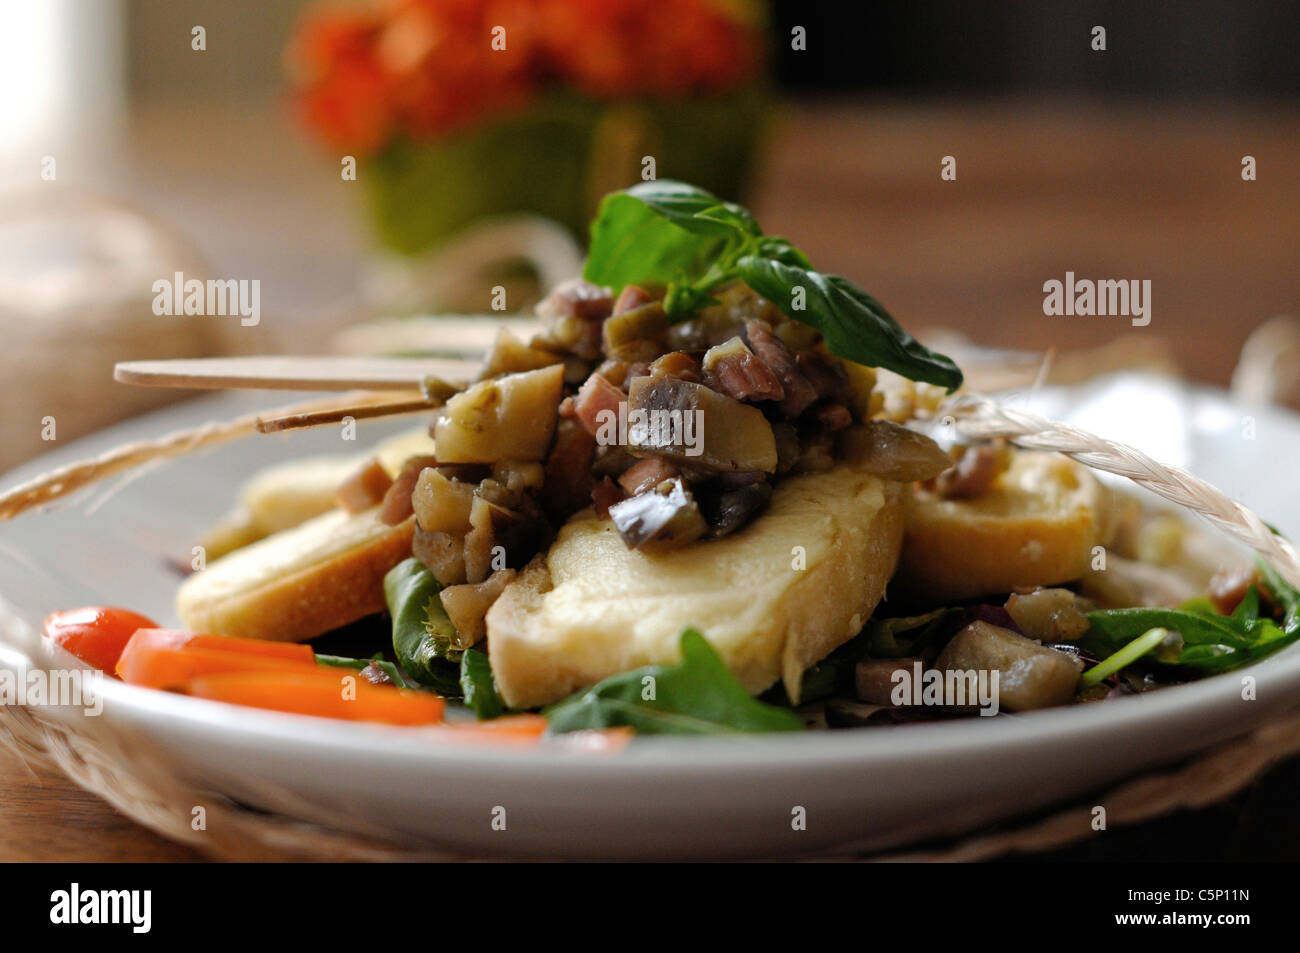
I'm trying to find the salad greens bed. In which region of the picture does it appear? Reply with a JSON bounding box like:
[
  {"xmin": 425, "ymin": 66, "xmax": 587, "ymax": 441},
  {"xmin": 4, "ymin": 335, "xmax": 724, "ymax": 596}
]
[
  {"xmin": 345, "ymin": 181, "xmax": 1300, "ymax": 737},
  {"xmin": 374, "ymin": 556, "xmax": 1300, "ymax": 737}
]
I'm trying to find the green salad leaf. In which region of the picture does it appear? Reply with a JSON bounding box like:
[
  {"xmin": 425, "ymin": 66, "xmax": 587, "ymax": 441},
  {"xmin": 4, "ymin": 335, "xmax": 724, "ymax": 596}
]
[
  {"xmin": 583, "ymin": 179, "xmax": 963, "ymax": 391},
  {"xmin": 1083, "ymin": 558, "xmax": 1300, "ymax": 674},
  {"xmin": 545, "ymin": 628, "xmax": 805, "ymax": 735},
  {"xmin": 382, "ymin": 558, "xmax": 462, "ymax": 695},
  {"xmin": 459, "ymin": 647, "xmax": 506, "ymax": 719}
]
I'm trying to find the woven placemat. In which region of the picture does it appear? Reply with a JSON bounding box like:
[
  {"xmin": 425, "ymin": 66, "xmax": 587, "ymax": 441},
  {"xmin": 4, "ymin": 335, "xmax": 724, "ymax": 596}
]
[{"xmin": 3, "ymin": 691, "xmax": 1298, "ymax": 862}]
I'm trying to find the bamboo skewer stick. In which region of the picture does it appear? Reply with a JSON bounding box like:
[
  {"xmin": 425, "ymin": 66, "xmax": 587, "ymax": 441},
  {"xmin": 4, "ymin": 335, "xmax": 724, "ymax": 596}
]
[
  {"xmin": 256, "ymin": 394, "xmax": 440, "ymax": 433},
  {"xmin": 114, "ymin": 356, "xmax": 477, "ymax": 392}
]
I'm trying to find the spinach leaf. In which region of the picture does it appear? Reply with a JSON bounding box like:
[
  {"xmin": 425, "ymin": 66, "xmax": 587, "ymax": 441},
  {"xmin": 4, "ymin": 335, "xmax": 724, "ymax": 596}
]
[
  {"xmin": 1258, "ymin": 557, "xmax": 1300, "ymax": 632},
  {"xmin": 544, "ymin": 628, "xmax": 805, "ymax": 735},
  {"xmin": 582, "ymin": 179, "xmax": 963, "ymax": 392},
  {"xmin": 864, "ymin": 608, "xmax": 961, "ymax": 660},
  {"xmin": 382, "ymin": 558, "xmax": 462, "ymax": 695},
  {"xmin": 315, "ymin": 653, "xmax": 411, "ymax": 689},
  {"xmin": 1083, "ymin": 558, "xmax": 1300, "ymax": 674},
  {"xmin": 459, "ymin": 648, "xmax": 506, "ymax": 719}
]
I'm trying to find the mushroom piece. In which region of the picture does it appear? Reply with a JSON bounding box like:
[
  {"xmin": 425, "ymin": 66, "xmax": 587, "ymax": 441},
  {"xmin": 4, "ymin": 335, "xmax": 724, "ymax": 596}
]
[
  {"xmin": 1005, "ymin": 587, "xmax": 1093, "ymax": 643},
  {"xmin": 934, "ymin": 620, "xmax": 1082, "ymax": 712}
]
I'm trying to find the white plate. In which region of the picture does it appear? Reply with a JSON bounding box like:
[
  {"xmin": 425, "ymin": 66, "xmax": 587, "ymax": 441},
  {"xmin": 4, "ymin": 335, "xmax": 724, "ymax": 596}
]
[{"xmin": 2, "ymin": 375, "xmax": 1298, "ymax": 859}]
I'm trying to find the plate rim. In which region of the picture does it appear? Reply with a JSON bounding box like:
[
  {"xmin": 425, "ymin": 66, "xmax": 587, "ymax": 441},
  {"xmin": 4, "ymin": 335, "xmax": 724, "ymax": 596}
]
[{"xmin": 3, "ymin": 379, "xmax": 1299, "ymax": 777}]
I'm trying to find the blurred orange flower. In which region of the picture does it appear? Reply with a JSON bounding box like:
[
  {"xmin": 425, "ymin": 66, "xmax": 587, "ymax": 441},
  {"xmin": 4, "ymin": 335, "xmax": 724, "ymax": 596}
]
[{"xmin": 288, "ymin": 0, "xmax": 762, "ymax": 154}]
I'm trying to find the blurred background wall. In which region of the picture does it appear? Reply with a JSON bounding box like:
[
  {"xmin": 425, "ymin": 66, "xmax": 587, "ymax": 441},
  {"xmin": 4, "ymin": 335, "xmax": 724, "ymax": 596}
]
[{"xmin": 120, "ymin": 1, "xmax": 1300, "ymax": 99}]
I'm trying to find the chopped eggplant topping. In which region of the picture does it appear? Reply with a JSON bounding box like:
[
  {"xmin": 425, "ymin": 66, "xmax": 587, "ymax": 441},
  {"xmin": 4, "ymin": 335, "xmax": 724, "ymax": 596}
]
[
  {"xmin": 540, "ymin": 418, "xmax": 596, "ymax": 518},
  {"xmin": 812, "ymin": 402, "xmax": 853, "ymax": 433},
  {"xmin": 439, "ymin": 568, "xmax": 518, "ymax": 649},
  {"xmin": 646, "ymin": 349, "xmax": 702, "ymax": 383},
  {"xmin": 607, "ymin": 477, "xmax": 709, "ymax": 553},
  {"xmin": 392, "ymin": 280, "xmax": 892, "ymax": 571},
  {"xmin": 836, "ymin": 421, "xmax": 952, "ymax": 482},
  {"xmin": 411, "ymin": 467, "xmax": 475, "ymax": 535},
  {"xmin": 480, "ymin": 328, "xmax": 563, "ymax": 378},
  {"xmin": 602, "ymin": 301, "xmax": 670, "ymax": 363},
  {"xmin": 433, "ymin": 365, "xmax": 565, "ymax": 463},
  {"xmin": 699, "ymin": 480, "xmax": 773, "ymax": 538},
  {"xmin": 626, "ymin": 376, "xmax": 777, "ymax": 472},
  {"xmin": 412, "ymin": 525, "xmax": 466, "ymax": 585}
]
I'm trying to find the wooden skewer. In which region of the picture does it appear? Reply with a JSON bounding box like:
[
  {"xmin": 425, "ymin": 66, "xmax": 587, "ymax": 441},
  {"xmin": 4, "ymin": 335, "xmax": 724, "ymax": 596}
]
[
  {"xmin": 256, "ymin": 393, "xmax": 440, "ymax": 433},
  {"xmin": 114, "ymin": 355, "xmax": 478, "ymax": 392}
]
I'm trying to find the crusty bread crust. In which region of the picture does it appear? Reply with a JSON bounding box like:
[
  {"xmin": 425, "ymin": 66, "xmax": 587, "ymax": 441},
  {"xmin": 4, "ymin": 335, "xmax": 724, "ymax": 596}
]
[
  {"xmin": 894, "ymin": 451, "xmax": 1102, "ymax": 602},
  {"xmin": 178, "ymin": 508, "xmax": 414, "ymax": 642}
]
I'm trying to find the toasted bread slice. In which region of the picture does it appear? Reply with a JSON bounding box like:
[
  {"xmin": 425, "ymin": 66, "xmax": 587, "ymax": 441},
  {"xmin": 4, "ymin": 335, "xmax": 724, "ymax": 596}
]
[
  {"xmin": 894, "ymin": 451, "xmax": 1103, "ymax": 602},
  {"xmin": 485, "ymin": 463, "xmax": 905, "ymax": 709},
  {"xmin": 178, "ymin": 507, "xmax": 414, "ymax": 642},
  {"xmin": 201, "ymin": 426, "xmax": 435, "ymax": 559}
]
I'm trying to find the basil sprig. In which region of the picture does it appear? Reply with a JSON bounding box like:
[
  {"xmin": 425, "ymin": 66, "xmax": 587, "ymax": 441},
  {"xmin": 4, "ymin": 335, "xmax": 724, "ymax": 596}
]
[{"xmin": 583, "ymin": 180, "xmax": 963, "ymax": 392}]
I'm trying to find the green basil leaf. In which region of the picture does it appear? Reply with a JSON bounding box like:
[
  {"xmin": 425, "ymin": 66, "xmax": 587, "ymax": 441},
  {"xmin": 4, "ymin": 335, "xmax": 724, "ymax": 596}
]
[
  {"xmin": 544, "ymin": 628, "xmax": 805, "ymax": 735},
  {"xmin": 382, "ymin": 558, "xmax": 462, "ymax": 695},
  {"xmin": 623, "ymin": 180, "xmax": 759, "ymax": 237},
  {"xmin": 583, "ymin": 192, "xmax": 728, "ymax": 291},
  {"xmin": 753, "ymin": 235, "xmax": 812, "ymax": 268},
  {"xmin": 735, "ymin": 256, "xmax": 964, "ymax": 392},
  {"xmin": 459, "ymin": 648, "xmax": 506, "ymax": 720}
]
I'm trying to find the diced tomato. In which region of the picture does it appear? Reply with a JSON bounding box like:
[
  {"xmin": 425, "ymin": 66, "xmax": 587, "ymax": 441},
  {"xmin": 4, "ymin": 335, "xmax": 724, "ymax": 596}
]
[{"xmin": 43, "ymin": 607, "xmax": 159, "ymax": 675}]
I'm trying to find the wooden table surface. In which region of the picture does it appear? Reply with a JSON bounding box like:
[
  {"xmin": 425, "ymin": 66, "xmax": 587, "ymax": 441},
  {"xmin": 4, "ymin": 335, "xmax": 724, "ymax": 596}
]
[{"xmin": 3, "ymin": 99, "xmax": 1298, "ymax": 862}]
